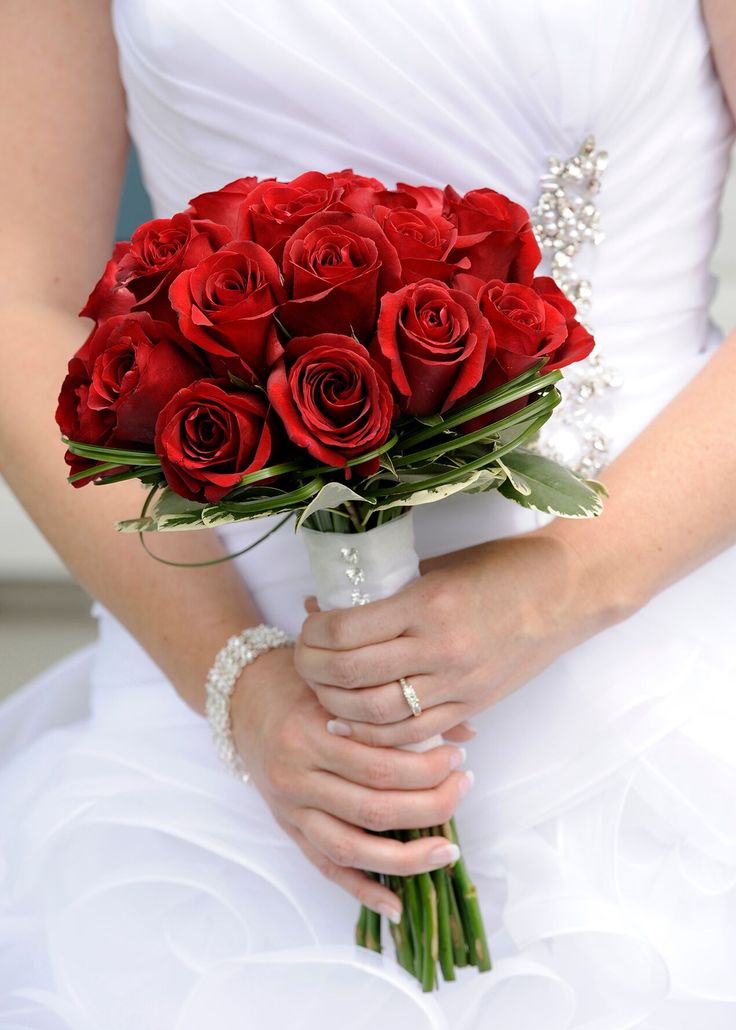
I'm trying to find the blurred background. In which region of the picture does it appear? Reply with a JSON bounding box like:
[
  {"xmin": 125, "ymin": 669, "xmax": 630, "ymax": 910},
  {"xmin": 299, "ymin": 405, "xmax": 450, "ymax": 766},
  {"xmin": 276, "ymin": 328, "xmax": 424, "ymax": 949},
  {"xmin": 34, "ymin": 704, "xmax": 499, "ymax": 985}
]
[{"xmin": 3, "ymin": 149, "xmax": 736, "ymax": 700}]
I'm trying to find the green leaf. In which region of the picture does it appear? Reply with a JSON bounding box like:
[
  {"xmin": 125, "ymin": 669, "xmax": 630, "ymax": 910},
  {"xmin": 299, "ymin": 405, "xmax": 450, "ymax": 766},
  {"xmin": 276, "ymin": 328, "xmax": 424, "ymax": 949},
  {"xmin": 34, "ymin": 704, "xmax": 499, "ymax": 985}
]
[
  {"xmin": 295, "ymin": 482, "xmax": 374, "ymax": 531},
  {"xmin": 152, "ymin": 488, "xmax": 207, "ymax": 518},
  {"xmin": 373, "ymin": 468, "xmax": 502, "ymax": 513},
  {"xmin": 115, "ymin": 517, "xmax": 156, "ymax": 533},
  {"xmin": 498, "ymin": 449, "xmax": 605, "ymax": 518}
]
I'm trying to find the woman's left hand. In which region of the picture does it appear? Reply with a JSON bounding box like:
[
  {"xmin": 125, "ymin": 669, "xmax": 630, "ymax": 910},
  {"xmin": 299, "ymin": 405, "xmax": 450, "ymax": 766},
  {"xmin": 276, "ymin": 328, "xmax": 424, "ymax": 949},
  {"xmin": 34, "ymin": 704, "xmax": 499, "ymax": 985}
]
[{"xmin": 295, "ymin": 529, "xmax": 605, "ymax": 748}]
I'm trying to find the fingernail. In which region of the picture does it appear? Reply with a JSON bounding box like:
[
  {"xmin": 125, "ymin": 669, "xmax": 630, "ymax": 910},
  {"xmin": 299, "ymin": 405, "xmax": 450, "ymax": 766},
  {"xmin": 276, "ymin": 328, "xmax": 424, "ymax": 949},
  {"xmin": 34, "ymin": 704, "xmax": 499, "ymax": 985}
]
[
  {"xmin": 378, "ymin": 903, "xmax": 402, "ymax": 925},
  {"xmin": 429, "ymin": 843, "xmax": 461, "ymax": 867},
  {"xmin": 326, "ymin": 719, "xmax": 352, "ymax": 737},
  {"xmin": 449, "ymin": 746, "xmax": 467, "ymax": 769},
  {"xmin": 458, "ymin": 770, "xmax": 475, "ymax": 799},
  {"xmin": 461, "ymin": 721, "xmax": 478, "ymax": 736}
]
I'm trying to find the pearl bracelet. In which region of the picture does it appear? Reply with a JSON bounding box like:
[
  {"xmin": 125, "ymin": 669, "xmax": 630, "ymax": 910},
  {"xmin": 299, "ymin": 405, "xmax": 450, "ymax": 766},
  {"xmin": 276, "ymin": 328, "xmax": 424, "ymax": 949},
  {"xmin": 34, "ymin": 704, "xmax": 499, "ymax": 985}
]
[{"xmin": 204, "ymin": 623, "xmax": 293, "ymax": 783}]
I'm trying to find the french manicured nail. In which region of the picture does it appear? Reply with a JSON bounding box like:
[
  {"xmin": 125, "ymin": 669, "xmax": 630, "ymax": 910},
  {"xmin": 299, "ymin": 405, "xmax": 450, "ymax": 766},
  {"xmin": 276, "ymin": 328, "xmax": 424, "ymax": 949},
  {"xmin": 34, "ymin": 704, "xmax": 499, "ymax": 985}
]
[
  {"xmin": 378, "ymin": 903, "xmax": 402, "ymax": 925},
  {"xmin": 461, "ymin": 721, "xmax": 478, "ymax": 736},
  {"xmin": 458, "ymin": 770, "xmax": 475, "ymax": 798},
  {"xmin": 429, "ymin": 843, "xmax": 461, "ymax": 867},
  {"xmin": 449, "ymin": 747, "xmax": 467, "ymax": 769},
  {"xmin": 326, "ymin": 719, "xmax": 352, "ymax": 736}
]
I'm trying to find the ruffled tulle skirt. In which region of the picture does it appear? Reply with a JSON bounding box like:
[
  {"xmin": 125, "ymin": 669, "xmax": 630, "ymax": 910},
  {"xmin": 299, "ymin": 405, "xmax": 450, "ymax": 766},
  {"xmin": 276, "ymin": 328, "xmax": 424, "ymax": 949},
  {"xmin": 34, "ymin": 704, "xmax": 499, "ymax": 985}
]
[{"xmin": 2, "ymin": 488, "xmax": 736, "ymax": 1029}]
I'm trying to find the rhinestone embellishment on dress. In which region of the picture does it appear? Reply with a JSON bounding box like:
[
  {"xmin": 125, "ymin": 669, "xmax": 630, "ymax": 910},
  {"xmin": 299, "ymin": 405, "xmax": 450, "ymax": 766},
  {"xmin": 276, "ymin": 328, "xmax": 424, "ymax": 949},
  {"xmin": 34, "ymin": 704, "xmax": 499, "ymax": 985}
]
[{"xmin": 531, "ymin": 136, "xmax": 622, "ymax": 476}]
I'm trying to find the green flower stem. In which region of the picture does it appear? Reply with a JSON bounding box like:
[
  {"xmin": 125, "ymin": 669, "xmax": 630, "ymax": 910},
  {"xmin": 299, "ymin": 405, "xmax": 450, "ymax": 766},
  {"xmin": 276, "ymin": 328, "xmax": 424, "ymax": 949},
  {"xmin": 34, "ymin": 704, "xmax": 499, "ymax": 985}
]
[
  {"xmin": 355, "ymin": 904, "xmax": 368, "ymax": 948},
  {"xmin": 417, "ymin": 870, "xmax": 438, "ymax": 992},
  {"xmin": 447, "ymin": 877, "xmax": 469, "ymax": 968},
  {"xmin": 404, "ymin": 873, "xmax": 424, "ymax": 982},
  {"xmin": 444, "ymin": 820, "xmax": 492, "ymax": 973},
  {"xmin": 364, "ymin": 908, "xmax": 382, "ymax": 953},
  {"xmin": 388, "ymin": 875, "xmax": 415, "ymax": 974},
  {"xmin": 432, "ymin": 866, "xmax": 456, "ymax": 982}
]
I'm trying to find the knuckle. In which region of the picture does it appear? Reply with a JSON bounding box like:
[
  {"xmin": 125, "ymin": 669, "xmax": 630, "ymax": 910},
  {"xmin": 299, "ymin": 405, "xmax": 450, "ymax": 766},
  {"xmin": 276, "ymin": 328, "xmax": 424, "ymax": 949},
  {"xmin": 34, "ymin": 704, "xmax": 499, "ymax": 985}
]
[
  {"xmin": 363, "ymin": 692, "xmax": 390, "ymax": 724},
  {"xmin": 314, "ymin": 854, "xmax": 339, "ymax": 883},
  {"xmin": 330, "ymin": 654, "xmax": 361, "ymax": 689},
  {"xmin": 327, "ymin": 836, "xmax": 357, "ymax": 868},
  {"xmin": 263, "ymin": 757, "xmax": 293, "ymax": 798},
  {"xmin": 359, "ymin": 798, "xmax": 392, "ymax": 832},
  {"xmin": 366, "ymin": 755, "xmax": 396, "ymax": 788},
  {"xmin": 325, "ymin": 611, "xmax": 351, "ymax": 649}
]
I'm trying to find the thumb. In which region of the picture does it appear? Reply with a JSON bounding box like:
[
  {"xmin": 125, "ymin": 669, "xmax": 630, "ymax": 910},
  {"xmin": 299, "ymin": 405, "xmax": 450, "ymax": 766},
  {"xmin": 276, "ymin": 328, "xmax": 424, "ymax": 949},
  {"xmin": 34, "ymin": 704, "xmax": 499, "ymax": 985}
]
[{"xmin": 303, "ymin": 594, "xmax": 321, "ymax": 614}]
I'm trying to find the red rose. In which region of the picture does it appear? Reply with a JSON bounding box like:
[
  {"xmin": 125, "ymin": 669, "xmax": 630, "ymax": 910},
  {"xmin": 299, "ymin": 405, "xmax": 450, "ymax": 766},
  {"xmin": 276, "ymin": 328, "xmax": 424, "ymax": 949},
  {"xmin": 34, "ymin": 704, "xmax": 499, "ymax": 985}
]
[
  {"xmin": 476, "ymin": 279, "xmax": 587, "ymax": 379},
  {"xmin": 531, "ymin": 276, "xmax": 595, "ymax": 369},
  {"xmin": 155, "ymin": 379, "xmax": 274, "ymax": 503},
  {"xmin": 238, "ymin": 172, "xmax": 345, "ymax": 261},
  {"xmin": 373, "ymin": 204, "xmax": 464, "ymax": 285},
  {"xmin": 327, "ymin": 169, "xmax": 388, "ymax": 216},
  {"xmin": 372, "ymin": 278, "xmax": 492, "ymax": 417},
  {"xmin": 443, "ymin": 186, "xmax": 541, "ymax": 283},
  {"xmin": 79, "ymin": 241, "xmax": 135, "ymax": 323},
  {"xmin": 80, "ymin": 313, "xmax": 204, "ymax": 444},
  {"xmin": 395, "ymin": 183, "xmax": 445, "ymax": 219},
  {"xmin": 187, "ymin": 176, "xmax": 263, "ymax": 235},
  {"xmin": 278, "ymin": 211, "xmax": 402, "ymax": 340},
  {"xmin": 115, "ymin": 212, "xmax": 231, "ymax": 321},
  {"xmin": 267, "ymin": 333, "xmax": 394, "ymax": 473},
  {"xmin": 169, "ymin": 241, "xmax": 286, "ymax": 382},
  {"xmin": 56, "ymin": 353, "xmax": 118, "ymax": 488}
]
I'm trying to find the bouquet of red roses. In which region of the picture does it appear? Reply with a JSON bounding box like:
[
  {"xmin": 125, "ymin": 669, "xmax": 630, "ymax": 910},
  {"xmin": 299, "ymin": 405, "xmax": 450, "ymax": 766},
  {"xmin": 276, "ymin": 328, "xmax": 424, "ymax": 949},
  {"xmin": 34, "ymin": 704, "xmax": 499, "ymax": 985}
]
[{"xmin": 57, "ymin": 169, "xmax": 604, "ymax": 991}]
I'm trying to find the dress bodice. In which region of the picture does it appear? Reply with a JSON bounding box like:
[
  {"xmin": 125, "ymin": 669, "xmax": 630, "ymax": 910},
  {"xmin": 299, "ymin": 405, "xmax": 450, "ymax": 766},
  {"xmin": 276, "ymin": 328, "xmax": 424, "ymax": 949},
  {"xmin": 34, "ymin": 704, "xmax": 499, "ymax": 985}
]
[{"xmin": 113, "ymin": 0, "xmax": 733, "ymax": 365}]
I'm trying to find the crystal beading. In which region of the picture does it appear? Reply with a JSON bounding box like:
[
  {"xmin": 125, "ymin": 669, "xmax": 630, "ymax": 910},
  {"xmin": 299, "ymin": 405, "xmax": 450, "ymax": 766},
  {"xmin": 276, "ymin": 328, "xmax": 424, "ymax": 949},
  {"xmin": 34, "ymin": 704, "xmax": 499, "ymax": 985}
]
[
  {"xmin": 204, "ymin": 623, "xmax": 293, "ymax": 783},
  {"xmin": 531, "ymin": 135, "xmax": 622, "ymax": 476},
  {"xmin": 339, "ymin": 546, "xmax": 370, "ymax": 606}
]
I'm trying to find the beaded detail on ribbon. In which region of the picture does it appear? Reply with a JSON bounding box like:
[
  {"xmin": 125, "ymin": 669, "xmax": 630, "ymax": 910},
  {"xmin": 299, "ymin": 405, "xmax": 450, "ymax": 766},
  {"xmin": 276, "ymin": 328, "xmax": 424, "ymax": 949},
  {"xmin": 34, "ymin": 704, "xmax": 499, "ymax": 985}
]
[
  {"xmin": 340, "ymin": 546, "xmax": 370, "ymax": 606},
  {"xmin": 530, "ymin": 135, "xmax": 622, "ymax": 476}
]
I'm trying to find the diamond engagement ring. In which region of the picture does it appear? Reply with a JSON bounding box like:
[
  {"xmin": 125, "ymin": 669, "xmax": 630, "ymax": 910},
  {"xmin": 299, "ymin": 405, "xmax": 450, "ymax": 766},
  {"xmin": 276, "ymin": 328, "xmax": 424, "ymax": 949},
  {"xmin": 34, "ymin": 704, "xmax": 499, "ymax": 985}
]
[{"xmin": 399, "ymin": 676, "xmax": 422, "ymax": 717}]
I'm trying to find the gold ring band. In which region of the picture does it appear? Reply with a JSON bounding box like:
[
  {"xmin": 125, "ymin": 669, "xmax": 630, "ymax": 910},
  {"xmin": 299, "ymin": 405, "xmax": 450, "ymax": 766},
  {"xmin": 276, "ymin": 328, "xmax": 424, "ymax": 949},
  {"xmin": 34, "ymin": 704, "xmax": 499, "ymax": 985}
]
[{"xmin": 399, "ymin": 676, "xmax": 422, "ymax": 717}]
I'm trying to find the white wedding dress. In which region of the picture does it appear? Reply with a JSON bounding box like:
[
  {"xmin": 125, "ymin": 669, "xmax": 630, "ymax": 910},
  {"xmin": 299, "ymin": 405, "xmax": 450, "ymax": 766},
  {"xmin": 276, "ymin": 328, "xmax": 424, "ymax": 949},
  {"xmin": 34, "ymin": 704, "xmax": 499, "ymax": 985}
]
[{"xmin": 2, "ymin": 1, "xmax": 736, "ymax": 1027}]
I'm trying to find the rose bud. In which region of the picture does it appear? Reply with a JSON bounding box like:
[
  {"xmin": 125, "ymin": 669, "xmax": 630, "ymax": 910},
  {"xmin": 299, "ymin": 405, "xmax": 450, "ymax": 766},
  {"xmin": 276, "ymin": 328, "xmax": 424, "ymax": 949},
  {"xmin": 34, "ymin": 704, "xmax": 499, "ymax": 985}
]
[
  {"xmin": 80, "ymin": 312, "xmax": 205, "ymax": 444},
  {"xmin": 372, "ymin": 278, "xmax": 492, "ymax": 417},
  {"xmin": 530, "ymin": 276, "xmax": 595, "ymax": 369},
  {"xmin": 115, "ymin": 212, "xmax": 231, "ymax": 322},
  {"xmin": 187, "ymin": 175, "xmax": 262, "ymax": 236},
  {"xmin": 155, "ymin": 379, "xmax": 275, "ymax": 503},
  {"xmin": 267, "ymin": 333, "xmax": 394, "ymax": 475},
  {"xmin": 169, "ymin": 241, "xmax": 286, "ymax": 383},
  {"xmin": 373, "ymin": 204, "xmax": 463, "ymax": 285},
  {"xmin": 278, "ymin": 211, "xmax": 402, "ymax": 341},
  {"xmin": 238, "ymin": 172, "xmax": 346, "ymax": 261},
  {"xmin": 443, "ymin": 186, "xmax": 541, "ymax": 284},
  {"xmin": 477, "ymin": 279, "xmax": 581, "ymax": 379},
  {"xmin": 79, "ymin": 241, "xmax": 135, "ymax": 323}
]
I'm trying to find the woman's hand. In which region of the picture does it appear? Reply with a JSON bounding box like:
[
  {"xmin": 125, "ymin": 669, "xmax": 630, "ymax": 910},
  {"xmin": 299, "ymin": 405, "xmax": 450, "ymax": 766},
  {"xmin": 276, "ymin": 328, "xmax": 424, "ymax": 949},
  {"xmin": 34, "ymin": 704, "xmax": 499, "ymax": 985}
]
[
  {"xmin": 295, "ymin": 530, "xmax": 606, "ymax": 747},
  {"xmin": 230, "ymin": 644, "xmax": 474, "ymax": 921}
]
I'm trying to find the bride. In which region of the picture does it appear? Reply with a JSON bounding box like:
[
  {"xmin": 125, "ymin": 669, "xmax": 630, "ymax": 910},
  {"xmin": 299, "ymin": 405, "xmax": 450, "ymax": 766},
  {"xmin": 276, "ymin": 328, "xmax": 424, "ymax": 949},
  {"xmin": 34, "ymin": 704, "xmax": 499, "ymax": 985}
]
[{"xmin": 2, "ymin": 1, "xmax": 736, "ymax": 1027}]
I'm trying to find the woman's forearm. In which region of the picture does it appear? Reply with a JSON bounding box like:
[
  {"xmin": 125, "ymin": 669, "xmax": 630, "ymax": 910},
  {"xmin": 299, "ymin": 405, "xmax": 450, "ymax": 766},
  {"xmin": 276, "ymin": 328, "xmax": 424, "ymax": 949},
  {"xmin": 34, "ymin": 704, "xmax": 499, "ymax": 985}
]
[
  {"xmin": 1, "ymin": 301, "xmax": 262, "ymax": 716},
  {"xmin": 542, "ymin": 330, "xmax": 736, "ymax": 627}
]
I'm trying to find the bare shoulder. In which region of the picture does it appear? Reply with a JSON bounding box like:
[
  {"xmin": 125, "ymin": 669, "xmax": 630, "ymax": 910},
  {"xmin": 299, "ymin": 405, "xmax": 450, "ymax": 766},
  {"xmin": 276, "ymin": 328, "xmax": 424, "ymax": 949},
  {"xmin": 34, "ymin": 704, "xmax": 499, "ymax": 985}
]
[
  {"xmin": 0, "ymin": 0, "xmax": 129, "ymax": 315},
  {"xmin": 702, "ymin": 0, "xmax": 736, "ymax": 118}
]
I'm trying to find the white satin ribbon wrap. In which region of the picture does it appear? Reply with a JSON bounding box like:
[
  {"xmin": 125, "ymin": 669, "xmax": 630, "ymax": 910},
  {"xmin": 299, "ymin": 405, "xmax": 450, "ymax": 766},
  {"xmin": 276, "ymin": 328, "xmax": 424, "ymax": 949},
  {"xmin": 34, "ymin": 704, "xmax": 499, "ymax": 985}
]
[{"xmin": 301, "ymin": 512, "xmax": 444, "ymax": 753}]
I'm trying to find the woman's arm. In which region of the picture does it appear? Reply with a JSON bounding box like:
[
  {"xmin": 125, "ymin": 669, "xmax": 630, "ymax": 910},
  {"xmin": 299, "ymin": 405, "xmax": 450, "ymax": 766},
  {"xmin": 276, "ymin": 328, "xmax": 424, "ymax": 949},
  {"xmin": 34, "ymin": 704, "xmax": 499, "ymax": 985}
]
[
  {"xmin": 0, "ymin": 0, "xmax": 467, "ymax": 918},
  {"xmin": 294, "ymin": 6, "xmax": 736, "ymax": 743}
]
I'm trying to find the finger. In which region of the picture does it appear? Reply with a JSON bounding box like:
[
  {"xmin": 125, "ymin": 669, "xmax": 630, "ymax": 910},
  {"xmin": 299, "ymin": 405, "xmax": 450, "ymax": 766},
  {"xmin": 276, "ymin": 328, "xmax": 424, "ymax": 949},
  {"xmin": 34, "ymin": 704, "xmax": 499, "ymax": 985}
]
[
  {"xmin": 304, "ymin": 595, "xmax": 320, "ymax": 614},
  {"xmin": 295, "ymin": 635, "xmax": 427, "ymax": 691},
  {"xmin": 284, "ymin": 822, "xmax": 402, "ymax": 921},
  {"xmin": 300, "ymin": 591, "xmax": 414, "ymax": 651},
  {"xmin": 305, "ymin": 767, "xmax": 473, "ymax": 833},
  {"xmin": 297, "ymin": 808, "xmax": 461, "ymax": 878},
  {"xmin": 313, "ymin": 675, "xmax": 442, "ymax": 725},
  {"xmin": 327, "ymin": 701, "xmax": 471, "ymax": 749},
  {"xmin": 442, "ymin": 722, "xmax": 478, "ymax": 743},
  {"xmin": 323, "ymin": 735, "xmax": 467, "ymax": 790}
]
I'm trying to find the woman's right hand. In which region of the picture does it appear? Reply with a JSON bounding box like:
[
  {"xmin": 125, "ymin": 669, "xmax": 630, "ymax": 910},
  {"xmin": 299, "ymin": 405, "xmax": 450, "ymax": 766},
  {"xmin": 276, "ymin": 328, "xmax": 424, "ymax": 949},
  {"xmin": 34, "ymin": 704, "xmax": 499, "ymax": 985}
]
[{"xmin": 231, "ymin": 645, "xmax": 474, "ymax": 921}]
